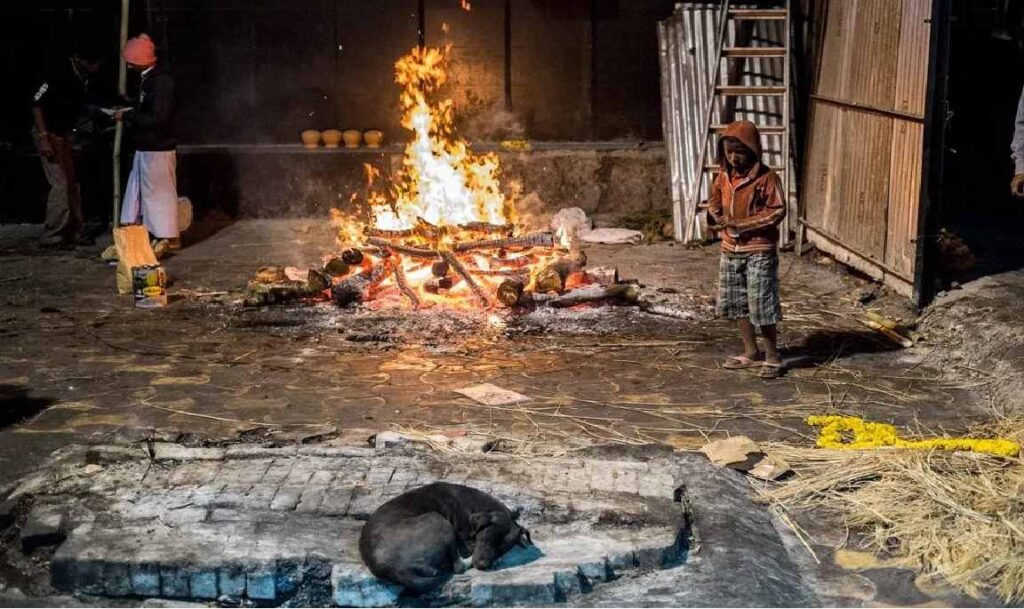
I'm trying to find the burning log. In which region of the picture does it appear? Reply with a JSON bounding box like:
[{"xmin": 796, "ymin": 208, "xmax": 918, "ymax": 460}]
[
  {"xmin": 253, "ymin": 266, "xmax": 287, "ymax": 284},
  {"xmin": 586, "ymin": 266, "xmax": 619, "ymax": 286},
  {"xmin": 440, "ymin": 251, "xmax": 492, "ymax": 308},
  {"xmin": 324, "ymin": 257, "xmax": 350, "ymax": 278},
  {"xmin": 243, "ymin": 282, "xmax": 320, "ymax": 307},
  {"xmin": 424, "ymin": 276, "xmax": 454, "ymax": 293},
  {"xmin": 534, "ymin": 252, "xmax": 588, "ymax": 293},
  {"xmin": 489, "ymin": 254, "xmax": 531, "ymax": 268},
  {"xmin": 415, "ymin": 218, "xmax": 446, "ymax": 240},
  {"xmin": 409, "ymin": 219, "xmax": 512, "ymax": 240},
  {"xmin": 547, "ymin": 283, "xmax": 640, "ymax": 308},
  {"xmin": 496, "ymin": 278, "xmax": 526, "ymax": 308},
  {"xmin": 331, "ymin": 259, "xmax": 393, "ymax": 307},
  {"xmin": 453, "ymin": 232, "xmax": 554, "ymax": 253},
  {"xmin": 461, "ymin": 222, "xmax": 515, "ymax": 237},
  {"xmin": 431, "ymin": 260, "xmax": 450, "ymax": 277},
  {"xmin": 341, "ymin": 249, "xmax": 366, "ymax": 265},
  {"xmin": 467, "ymin": 268, "xmax": 526, "ymax": 276},
  {"xmin": 307, "ymin": 268, "xmax": 332, "ymax": 292},
  {"xmin": 365, "ymin": 227, "xmax": 416, "ymax": 239},
  {"xmin": 365, "ymin": 237, "xmax": 440, "ymax": 259},
  {"xmin": 391, "ymin": 256, "xmax": 420, "ymax": 308}
]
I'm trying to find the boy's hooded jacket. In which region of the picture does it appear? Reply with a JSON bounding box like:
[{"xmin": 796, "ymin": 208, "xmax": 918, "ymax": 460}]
[{"xmin": 707, "ymin": 121, "xmax": 786, "ymax": 254}]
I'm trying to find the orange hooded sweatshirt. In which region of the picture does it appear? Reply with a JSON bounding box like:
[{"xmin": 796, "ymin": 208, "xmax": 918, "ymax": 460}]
[{"xmin": 706, "ymin": 121, "xmax": 786, "ymax": 254}]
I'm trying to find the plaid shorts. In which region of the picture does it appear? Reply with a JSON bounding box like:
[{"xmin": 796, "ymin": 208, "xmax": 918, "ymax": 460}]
[{"xmin": 716, "ymin": 252, "xmax": 782, "ymax": 326}]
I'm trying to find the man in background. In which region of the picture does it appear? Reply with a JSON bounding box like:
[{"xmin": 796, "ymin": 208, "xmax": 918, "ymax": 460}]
[
  {"xmin": 1012, "ymin": 85, "xmax": 1024, "ymax": 198},
  {"xmin": 30, "ymin": 46, "xmax": 100, "ymax": 247},
  {"xmin": 114, "ymin": 33, "xmax": 180, "ymax": 257}
]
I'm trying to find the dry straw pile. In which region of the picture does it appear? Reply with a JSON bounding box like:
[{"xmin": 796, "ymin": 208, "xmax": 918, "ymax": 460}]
[{"xmin": 759, "ymin": 417, "xmax": 1024, "ymax": 603}]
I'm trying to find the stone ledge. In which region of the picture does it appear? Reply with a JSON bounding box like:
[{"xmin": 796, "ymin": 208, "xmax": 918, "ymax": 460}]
[
  {"xmin": 50, "ymin": 520, "xmax": 681, "ymax": 606},
  {"xmin": 9, "ymin": 444, "xmax": 814, "ymax": 607}
]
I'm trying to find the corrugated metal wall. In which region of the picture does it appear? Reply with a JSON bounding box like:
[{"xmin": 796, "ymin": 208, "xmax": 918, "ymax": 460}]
[
  {"xmin": 801, "ymin": 0, "xmax": 932, "ymax": 297},
  {"xmin": 658, "ymin": 3, "xmax": 727, "ymax": 241}
]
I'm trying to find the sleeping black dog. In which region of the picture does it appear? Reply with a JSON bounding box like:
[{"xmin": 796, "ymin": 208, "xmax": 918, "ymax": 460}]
[{"xmin": 358, "ymin": 482, "xmax": 532, "ymax": 593}]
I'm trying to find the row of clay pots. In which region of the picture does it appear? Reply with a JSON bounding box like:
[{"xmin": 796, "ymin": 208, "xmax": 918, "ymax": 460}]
[{"xmin": 301, "ymin": 129, "xmax": 384, "ymax": 149}]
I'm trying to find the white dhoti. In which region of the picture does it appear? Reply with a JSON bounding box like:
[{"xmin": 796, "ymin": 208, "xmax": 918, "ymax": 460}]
[{"xmin": 120, "ymin": 150, "xmax": 179, "ymax": 239}]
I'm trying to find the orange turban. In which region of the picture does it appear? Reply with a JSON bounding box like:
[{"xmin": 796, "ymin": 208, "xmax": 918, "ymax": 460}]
[{"xmin": 123, "ymin": 34, "xmax": 156, "ymax": 66}]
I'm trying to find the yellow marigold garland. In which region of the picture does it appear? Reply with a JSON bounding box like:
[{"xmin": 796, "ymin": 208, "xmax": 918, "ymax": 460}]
[{"xmin": 805, "ymin": 415, "xmax": 1020, "ymax": 458}]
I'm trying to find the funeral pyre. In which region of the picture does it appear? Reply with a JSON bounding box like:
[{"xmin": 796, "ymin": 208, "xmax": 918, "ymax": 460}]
[{"xmin": 245, "ymin": 45, "xmax": 640, "ymax": 313}]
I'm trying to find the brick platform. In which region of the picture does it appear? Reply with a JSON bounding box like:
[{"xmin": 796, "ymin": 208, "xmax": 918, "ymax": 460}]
[{"xmin": 1, "ymin": 443, "xmax": 814, "ymax": 607}]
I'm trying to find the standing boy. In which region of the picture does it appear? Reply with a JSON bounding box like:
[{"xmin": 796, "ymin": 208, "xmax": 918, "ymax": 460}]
[
  {"xmin": 114, "ymin": 33, "xmax": 180, "ymax": 257},
  {"xmin": 707, "ymin": 120, "xmax": 786, "ymax": 379}
]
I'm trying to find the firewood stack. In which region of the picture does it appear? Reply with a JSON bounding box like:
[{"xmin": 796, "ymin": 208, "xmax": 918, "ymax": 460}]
[
  {"xmin": 339, "ymin": 220, "xmax": 565, "ymax": 308},
  {"xmin": 242, "ymin": 219, "xmax": 639, "ymax": 311}
]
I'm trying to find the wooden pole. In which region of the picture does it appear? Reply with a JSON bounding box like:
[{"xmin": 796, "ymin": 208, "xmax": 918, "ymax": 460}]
[{"xmin": 113, "ymin": 0, "xmax": 130, "ymax": 228}]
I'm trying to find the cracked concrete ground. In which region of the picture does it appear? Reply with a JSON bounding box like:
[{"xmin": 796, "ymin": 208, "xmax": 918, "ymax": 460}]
[{"xmin": 0, "ymin": 219, "xmax": 1009, "ymax": 606}]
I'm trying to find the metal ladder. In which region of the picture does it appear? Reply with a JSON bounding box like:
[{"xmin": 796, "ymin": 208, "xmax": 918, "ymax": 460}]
[{"xmin": 685, "ymin": 1, "xmax": 792, "ymax": 245}]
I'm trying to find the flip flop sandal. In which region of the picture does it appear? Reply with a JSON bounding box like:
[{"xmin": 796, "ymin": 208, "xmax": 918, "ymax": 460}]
[
  {"xmin": 723, "ymin": 355, "xmax": 764, "ymax": 370},
  {"xmin": 759, "ymin": 362, "xmax": 785, "ymax": 379}
]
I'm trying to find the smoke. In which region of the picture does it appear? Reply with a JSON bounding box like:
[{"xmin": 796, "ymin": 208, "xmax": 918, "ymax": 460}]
[
  {"xmin": 511, "ymin": 190, "xmax": 550, "ymax": 233},
  {"xmin": 459, "ymin": 103, "xmax": 525, "ymax": 142}
]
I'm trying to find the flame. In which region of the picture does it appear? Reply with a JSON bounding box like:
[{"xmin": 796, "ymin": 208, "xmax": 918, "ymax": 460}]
[
  {"xmin": 330, "ymin": 208, "xmax": 364, "ymax": 246},
  {"xmin": 364, "ymin": 163, "xmax": 380, "ymax": 187},
  {"xmin": 376, "ymin": 45, "xmax": 508, "ymax": 231},
  {"xmin": 461, "ymin": 0, "xmax": 471, "ymax": 11}
]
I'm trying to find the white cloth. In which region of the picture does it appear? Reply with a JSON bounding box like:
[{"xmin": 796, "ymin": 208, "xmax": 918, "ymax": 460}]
[
  {"xmin": 120, "ymin": 150, "xmax": 179, "ymax": 238},
  {"xmin": 580, "ymin": 228, "xmax": 644, "ymax": 245},
  {"xmin": 1013, "ymin": 86, "xmax": 1024, "ymax": 174},
  {"xmin": 550, "ymin": 207, "xmax": 592, "ymax": 235}
]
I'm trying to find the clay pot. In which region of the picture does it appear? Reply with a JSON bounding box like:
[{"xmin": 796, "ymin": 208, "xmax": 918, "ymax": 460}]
[
  {"xmin": 363, "ymin": 129, "xmax": 384, "ymax": 148},
  {"xmin": 321, "ymin": 129, "xmax": 343, "ymax": 148},
  {"xmin": 342, "ymin": 129, "xmax": 362, "ymax": 148},
  {"xmin": 301, "ymin": 129, "xmax": 321, "ymax": 148}
]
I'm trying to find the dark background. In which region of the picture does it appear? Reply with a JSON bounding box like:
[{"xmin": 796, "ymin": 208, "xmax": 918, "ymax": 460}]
[
  {"xmin": 940, "ymin": 0, "xmax": 1024, "ymax": 281},
  {"xmin": 0, "ymin": 0, "xmax": 676, "ymax": 224},
  {"xmin": 0, "ymin": 0, "xmax": 675, "ymax": 147}
]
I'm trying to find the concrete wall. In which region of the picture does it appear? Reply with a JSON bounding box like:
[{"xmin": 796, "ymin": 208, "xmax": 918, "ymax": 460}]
[{"xmin": 176, "ymin": 143, "xmax": 669, "ymax": 221}]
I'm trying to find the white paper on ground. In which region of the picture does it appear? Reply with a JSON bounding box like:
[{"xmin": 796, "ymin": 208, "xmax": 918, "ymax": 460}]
[{"xmin": 454, "ymin": 383, "xmax": 531, "ymax": 406}]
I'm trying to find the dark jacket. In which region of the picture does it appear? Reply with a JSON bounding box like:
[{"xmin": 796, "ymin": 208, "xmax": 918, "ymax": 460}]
[
  {"xmin": 30, "ymin": 58, "xmax": 87, "ymax": 136},
  {"xmin": 127, "ymin": 65, "xmax": 176, "ymax": 151},
  {"xmin": 707, "ymin": 121, "xmax": 786, "ymax": 254}
]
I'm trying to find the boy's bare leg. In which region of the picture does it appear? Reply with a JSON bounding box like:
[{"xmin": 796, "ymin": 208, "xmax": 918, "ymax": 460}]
[
  {"xmin": 760, "ymin": 324, "xmax": 781, "ymax": 365},
  {"xmin": 737, "ymin": 319, "xmax": 761, "ymax": 359}
]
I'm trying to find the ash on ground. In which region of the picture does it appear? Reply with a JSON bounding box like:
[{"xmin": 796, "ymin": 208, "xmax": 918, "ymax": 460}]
[{"xmin": 227, "ymin": 286, "xmax": 710, "ymax": 347}]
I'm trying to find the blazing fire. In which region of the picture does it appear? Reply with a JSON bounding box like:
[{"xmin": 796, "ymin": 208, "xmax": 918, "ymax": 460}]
[
  {"xmin": 323, "ymin": 45, "xmax": 628, "ymax": 312},
  {"xmin": 380, "ymin": 45, "xmax": 509, "ymax": 230}
]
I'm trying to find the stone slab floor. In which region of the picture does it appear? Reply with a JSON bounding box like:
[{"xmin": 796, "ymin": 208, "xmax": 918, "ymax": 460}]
[
  {"xmin": 3, "ymin": 444, "xmax": 731, "ymax": 607},
  {"xmin": 0, "ymin": 220, "xmax": 1006, "ymax": 607}
]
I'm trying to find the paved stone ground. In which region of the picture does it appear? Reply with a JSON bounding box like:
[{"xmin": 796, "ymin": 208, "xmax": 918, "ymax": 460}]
[
  {"xmin": 0, "ymin": 220, "xmax": 987, "ymax": 486},
  {"xmin": 0, "ymin": 220, "xmax": 1010, "ymax": 607},
  {"xmin": 0, "ymin": 442, "xmax": 818, "ymax": 607}
]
